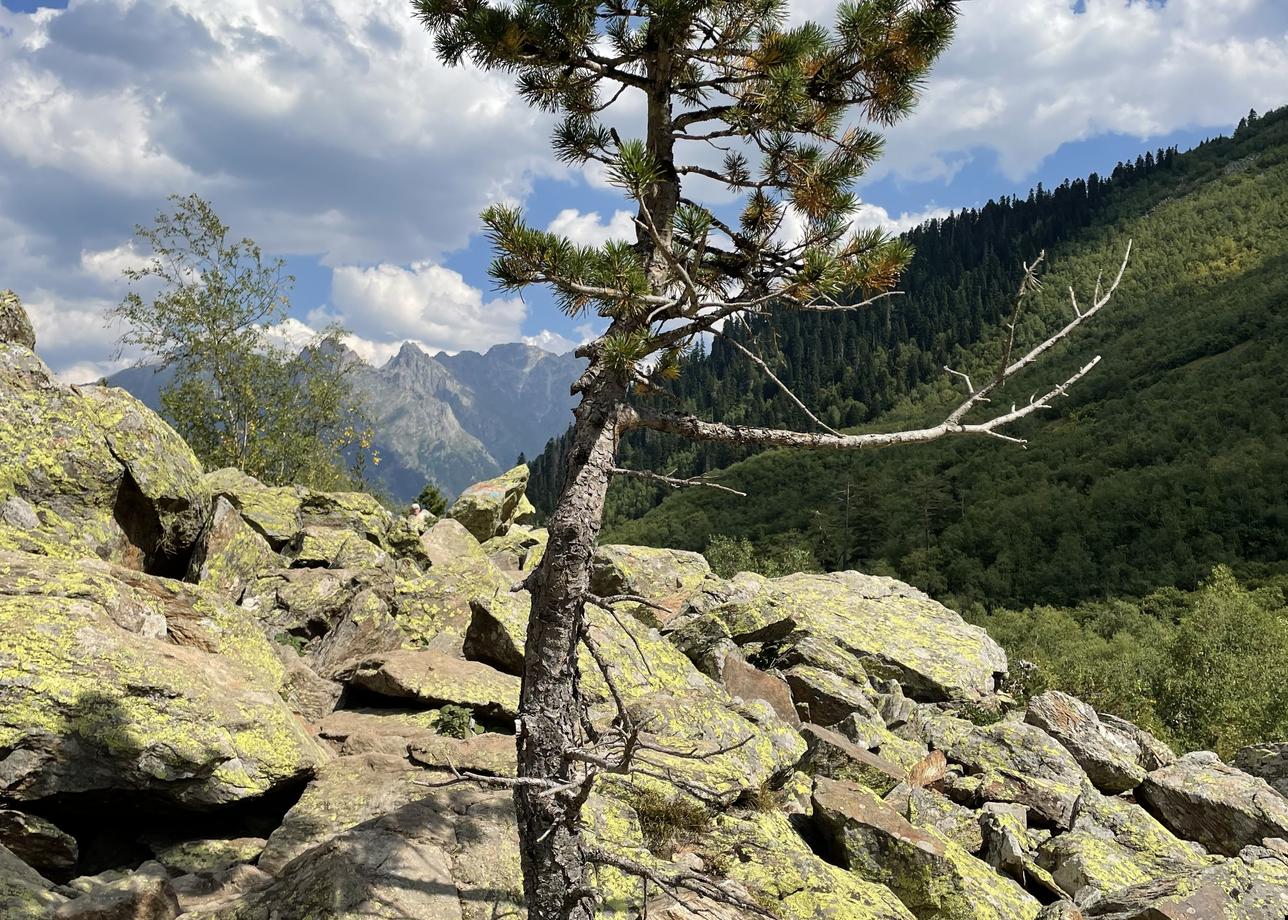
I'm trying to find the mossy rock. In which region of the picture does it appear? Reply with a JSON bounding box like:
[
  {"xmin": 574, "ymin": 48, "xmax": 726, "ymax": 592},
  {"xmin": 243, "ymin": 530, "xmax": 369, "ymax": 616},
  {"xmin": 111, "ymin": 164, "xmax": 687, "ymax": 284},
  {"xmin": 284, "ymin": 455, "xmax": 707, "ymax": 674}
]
[
  {"xmin": 591, "ymin": 544, "xmax": 713, "ymax": 623},
  {"xmin": 447, "ymin": 464, "xmax": 529, "ymax": 541},
  {"xmin": 0, "ymin": 346, "xmax": 207, "ymax": 569},
  {"xmin": 812, "ymin": 777, "xmax": 1042, "ymax": 920},
  {"xmin": 0, "ymin": 550, "xmax": 324, "ymax": 807},
  {"xmin": 913, "ymin": 712, "xmax": 1087, "ymax": 829},
  {"xmin": 0, "ymin": 844, "xmax": 66, "ymax": 918},
  {"xmin": 704, "ymin": 810, "xmax": 917, "ymax": 920},
  {"xmin": 0, "ymin": 291, "xmax": 35, "ymax": 350},
  {"xmin": 188, "ymin": 497, "xmax": 280, "ymax": 598},
  {"xmin": 203, "ymin": 468, "xmax": 305, "ymax": 550},
  {"xmin": 152, "ymin": 836, "xmax": 266, "ymax": 875},
  {"xmin": 676, "ymin": 570, "xmax": 1008, "ymax": 704},
  {"xmin": 336, "ymin": 650, "xmax": 521, "ymax": 723}
]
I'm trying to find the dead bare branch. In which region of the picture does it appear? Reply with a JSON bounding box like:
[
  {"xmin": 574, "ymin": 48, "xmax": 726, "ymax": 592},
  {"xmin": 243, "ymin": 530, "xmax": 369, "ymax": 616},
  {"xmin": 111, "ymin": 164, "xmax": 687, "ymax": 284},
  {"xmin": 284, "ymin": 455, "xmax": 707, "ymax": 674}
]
[
  {"xmin": 717, "ymin": 332, "xmax": 841, "ymax": 436},
  {"xmin": 609, "ymin": 466, "xmax": 747, "ymax": 497}
]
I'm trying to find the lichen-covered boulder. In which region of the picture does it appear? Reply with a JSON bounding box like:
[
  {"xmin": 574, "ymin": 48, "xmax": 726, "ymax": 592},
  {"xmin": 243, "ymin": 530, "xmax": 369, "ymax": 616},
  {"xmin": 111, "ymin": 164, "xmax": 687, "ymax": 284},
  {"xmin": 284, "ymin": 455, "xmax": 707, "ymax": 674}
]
[
  {"xmin": 0, "ymin": 810, "xmax": 77, "ymax": 876},
  {"xmin": 153, "ymin": 837, "xmax": 266, "ymax": 877},
  {"xmin": 0, "ymin": 347, "xmax": 208, "ymax": 569},
  {"xmin": 675, "ymin": 570, "xmax": 1008, "ymax": 702},
  {"xmin": 912, "ymin": 712, "xmax": 1088, "ymax": 828},
  {"xmin": 1137, "ymin": 751, "xmax": 1288, "ymax": 856},
  {"xmin": 1036, "ymin": 789, "xmax": 1211, "ymax": 906},
  {"xmin": 1025, "ymin": 692, "xmax": 1148, "ymax": 794},
  {"xmin": 447, "ymin": 464, "xmax": 529, "ymax": 541},
  {"xmin": 800, "ymin": 724, "xmax": 907, "ymax": 795},
  {"xmin": 335, "ymin": 650, "xmax": 521, "ymax": 724},
  {"xmin": 703, "ymin": 809, "xmax": 918, "ymax": 920},
  {"xmin": 0, "ymin": 291, "xmax": 36, "ymax": 350},
  {"xmin": 202, "ymin": 468, "xmax": 304, "ymax": 550},
  {"xmin": 187, "ymin": 497, "xmax": 279, "ymax": 598},
  {"xmin": 1234, "ymin": 742, "xmax": 1288, "ymax": 798},
  {"xmin": 317, "ymin": 708, "xmax": 515, "ymax": 773},
  {"xmin": 0, "ymin": 844, "xmax": 66, "ymax": 918},
  {"xmin": 307, "ymin": 589, "xmax": 404, "ymax": 679},
  {"xmin": 0, "ymin": 550, "xmax": 325, "ymax": 808},
  {"xmin": 591, "ymin": 544, "xmax": 713, "ymax": 623},
  {"xmin": 812, "ymin": 777, "xmax": 1042, "ymax": 920},
  {"xmin": 883, "ymin": 782, "xmax": 985, "ymax": 853},
  {"xmin": 1079, "ymin": 846, "xmax": 1288, "ymax": 920},
  {"xmin": 481, "ymin": 524, "xmax": 547, "ymax": 573}
]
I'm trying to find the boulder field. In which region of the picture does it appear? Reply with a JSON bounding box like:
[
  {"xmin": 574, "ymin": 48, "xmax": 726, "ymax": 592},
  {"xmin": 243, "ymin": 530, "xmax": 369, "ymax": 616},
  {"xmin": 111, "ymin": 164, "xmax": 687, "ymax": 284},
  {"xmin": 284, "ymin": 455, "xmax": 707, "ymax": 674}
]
[{"xmin": 2, "ymin": 296, "xmax": 1288, "ymax": 919}]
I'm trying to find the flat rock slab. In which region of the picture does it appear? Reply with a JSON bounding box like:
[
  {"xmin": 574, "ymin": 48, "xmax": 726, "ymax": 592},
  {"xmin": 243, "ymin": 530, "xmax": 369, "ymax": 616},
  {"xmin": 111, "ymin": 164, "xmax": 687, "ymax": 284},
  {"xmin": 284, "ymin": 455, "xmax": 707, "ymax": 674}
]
[
  {"xmin": 811, "ymin": 777, "xmax": 1042, "ymax": 920},
  {"xmin": 678, "ymin": 570, "xmax": 1008, "ymax": 702},
  {"xmin": 336, "ymin": 650, "xmax": 520, "ymax": 723},
  {"xmin": 1025, "ymin": 692, "xmax": 1147, "ymax": 794},
  {"xmin": 1138, "ymin": 751, "xmax": 1288, "ymax": 856}
]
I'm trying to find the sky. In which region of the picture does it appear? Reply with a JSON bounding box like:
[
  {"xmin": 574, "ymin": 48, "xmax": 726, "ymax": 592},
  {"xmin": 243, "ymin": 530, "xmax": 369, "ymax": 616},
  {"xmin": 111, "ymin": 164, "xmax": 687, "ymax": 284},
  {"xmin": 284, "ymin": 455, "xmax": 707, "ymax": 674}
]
[{"xmin": 2, "ymin": 0, "xmax": 1287, "ymax": 382}]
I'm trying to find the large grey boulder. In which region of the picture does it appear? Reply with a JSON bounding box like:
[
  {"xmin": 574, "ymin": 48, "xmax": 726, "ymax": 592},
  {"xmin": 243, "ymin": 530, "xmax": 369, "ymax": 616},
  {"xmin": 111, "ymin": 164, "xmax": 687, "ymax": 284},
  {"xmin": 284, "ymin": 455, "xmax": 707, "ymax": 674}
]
[
  {"xmin": 1137, "ymin": 751, "xmax": 1288, "ymax": 856},
  {"xmin": 0, "ymin": 551, "xmax": 325, "ymax": 808},
  {"xmin": 1024, "ymin": 692, "xmax": 1147, "ymax": 793},
  {"xmin": 811, "ymin": 777, "xmax": 1042, "ymax": 920},
  {"xmin": 0, "ymin": 843, "xmax": 67, "ymax": 917},
  {"xmin": 1080, "ymin": 845, "xmax": 1288, "ymax": 919},
  {"xmin": 0, "ymin": 345, "xmax": 209, "ymax": 570},
  {"xmin": 912, "ymin": 711, "xmax": 1088, "ymax": 828},
  {"xmin": 1234, "ymin": 742, "xmax": 1288, "ymax": 798},
  {"xmin": 52, "ymin": 861, "xmax": 179, "ymax": 919},
  {"xmin": 0, "ymin": 810, "xmax": 77, "ymax": 876},
  {"xmin": 446, "ymin": 463, "xmax": 529, "ymax": 541},
  {"xmin": 673, "ymin": 570, "xmax": 1008, "ymax": 702}
]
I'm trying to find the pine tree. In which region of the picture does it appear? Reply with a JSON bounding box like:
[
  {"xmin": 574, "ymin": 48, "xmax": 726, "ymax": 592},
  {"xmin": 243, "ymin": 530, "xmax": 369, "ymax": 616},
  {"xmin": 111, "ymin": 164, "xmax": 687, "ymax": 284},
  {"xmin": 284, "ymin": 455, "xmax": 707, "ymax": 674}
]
[{"xmin": 413, "ymin": 1, "xmax": 1129, "ymax": 915}]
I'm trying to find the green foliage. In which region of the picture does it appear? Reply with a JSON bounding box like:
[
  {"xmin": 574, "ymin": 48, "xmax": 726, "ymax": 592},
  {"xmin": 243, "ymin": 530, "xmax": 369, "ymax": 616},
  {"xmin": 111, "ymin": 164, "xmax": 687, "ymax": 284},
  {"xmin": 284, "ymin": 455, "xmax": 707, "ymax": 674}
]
[
  {"xmin": 111, "ymin": 194, "xmax": 376, "ymax": 490},
  {"xmin": 704, "ymin": 534, "xmax": 819, "ymax": 579},
  {"xmin": 973, "ymin": 567, "xmax": 1288, "ymax": 758},
  {"xmin": 415, "ymin": 482, "xmax": 448, "ymax": 517},
  {"xmin": 435, "ymin": 704, "xmax": 479, "ymax": 739},
  {"xmin": 579, "ymin": 106, "xmax": 1288, "ymax": 610}
]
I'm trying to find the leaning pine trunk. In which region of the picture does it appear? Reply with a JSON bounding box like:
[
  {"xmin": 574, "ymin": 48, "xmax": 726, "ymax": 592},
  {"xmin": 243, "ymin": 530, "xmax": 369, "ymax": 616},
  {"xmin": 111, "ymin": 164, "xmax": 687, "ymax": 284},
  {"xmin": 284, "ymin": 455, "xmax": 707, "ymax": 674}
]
[{"xmin": 517, "ymin": 375, "xmax": 623, "ymax": 920}]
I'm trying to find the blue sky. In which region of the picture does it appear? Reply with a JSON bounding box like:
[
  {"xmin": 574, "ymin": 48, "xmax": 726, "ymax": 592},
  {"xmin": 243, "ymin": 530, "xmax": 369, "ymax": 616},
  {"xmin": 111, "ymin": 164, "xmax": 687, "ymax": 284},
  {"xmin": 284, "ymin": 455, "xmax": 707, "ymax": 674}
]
[{"xmin": 2, "ymin": 0, "xmax": 1286, "ymax": 380}]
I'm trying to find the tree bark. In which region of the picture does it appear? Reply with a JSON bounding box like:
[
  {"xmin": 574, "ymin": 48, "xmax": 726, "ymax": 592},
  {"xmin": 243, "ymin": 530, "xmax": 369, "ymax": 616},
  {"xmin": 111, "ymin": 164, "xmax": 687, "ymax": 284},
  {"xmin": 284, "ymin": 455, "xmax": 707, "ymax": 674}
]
[{"xmin": 517, "ymin": 369, "xmax": 625, "ymax": 920}]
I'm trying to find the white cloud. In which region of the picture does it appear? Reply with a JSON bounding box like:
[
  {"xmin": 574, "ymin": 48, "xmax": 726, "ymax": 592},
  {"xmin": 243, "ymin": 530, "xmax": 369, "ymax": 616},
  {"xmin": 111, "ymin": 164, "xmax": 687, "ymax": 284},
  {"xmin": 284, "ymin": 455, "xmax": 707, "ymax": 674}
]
[
  {"xmin": 0, "ymin": 0, "xmax": 558, "ymax": 374},
  {"xmin": 80, "ymin": 241, "xmax": 141, "ymax": 285},
  {"xmin": 853, "ymin": 204, "xmax": 955, "ymax": 236},
  {"xmin": 329, "ymin": 260, "xmax": 527, "ymax": 354},
  {"xmin": 863, "ymin": 0, "xmax": 1288, "ymax": 182},
  {"xmin": 546, "ymin": 208, "xmax": 636, "ymax": 247},
  {"xmin": 523, "ymin": 322, "xmax": 602, "ymax": 354},
  {"xmin": 523, "ymin": 329, "xmax": 579, "ymax": 354}
]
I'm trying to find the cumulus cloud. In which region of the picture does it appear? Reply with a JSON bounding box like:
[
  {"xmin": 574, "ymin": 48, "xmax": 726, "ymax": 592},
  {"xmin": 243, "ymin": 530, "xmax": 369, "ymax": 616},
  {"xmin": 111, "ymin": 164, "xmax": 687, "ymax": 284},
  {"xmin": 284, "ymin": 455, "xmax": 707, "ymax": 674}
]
[
  {"xmin": 329, "ymin": 260, "xmax": 527, "ymax": 354},
  {"xmin": 546, "ymin": 208, "xmax": 636, "ymax": 247},
  {"xmin": 0, "ymin": 0, "xmax": 556, "ymax": 373},
  {"xmin": 858, "ymin": 0, "xmax": 1288, "ymax": 182},
  {"xmin": 522, "ymin": 322, "xmax": 603, "ymax": 355}
]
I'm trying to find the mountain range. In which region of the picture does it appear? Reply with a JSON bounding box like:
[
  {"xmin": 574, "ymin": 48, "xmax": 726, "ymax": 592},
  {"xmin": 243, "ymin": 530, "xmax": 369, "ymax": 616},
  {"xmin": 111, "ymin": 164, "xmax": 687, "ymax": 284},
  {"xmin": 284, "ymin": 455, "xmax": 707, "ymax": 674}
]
[{"xmin": 108, "ymin": 341, "xmax": 584, "ymax": 500}]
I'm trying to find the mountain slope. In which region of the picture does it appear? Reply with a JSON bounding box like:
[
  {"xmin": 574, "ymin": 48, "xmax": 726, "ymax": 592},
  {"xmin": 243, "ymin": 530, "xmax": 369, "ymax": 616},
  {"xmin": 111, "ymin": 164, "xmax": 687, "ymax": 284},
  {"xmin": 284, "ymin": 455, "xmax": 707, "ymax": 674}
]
[
  {"xmin": 600, "ymin": 106, "xmax": 1288, "ymax": 609},
  {"xmin": 109, "ymin": 340, "xmax": 584, "ymax": 501}
]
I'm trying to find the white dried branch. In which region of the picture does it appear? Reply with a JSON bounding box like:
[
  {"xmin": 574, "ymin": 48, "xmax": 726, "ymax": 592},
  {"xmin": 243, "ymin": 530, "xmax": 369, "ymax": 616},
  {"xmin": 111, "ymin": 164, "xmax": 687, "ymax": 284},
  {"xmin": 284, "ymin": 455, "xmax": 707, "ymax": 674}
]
[
  {"xmin": 629, "ymin": 243, "xmax": 1131, "ymax": 452},
  {"xmin": 609, "ymin": 466, "xmax": 747, "ymax": 497},
  {"xmin": 718, "ymin": 332, "xmax": 841, "ymax": 436}
]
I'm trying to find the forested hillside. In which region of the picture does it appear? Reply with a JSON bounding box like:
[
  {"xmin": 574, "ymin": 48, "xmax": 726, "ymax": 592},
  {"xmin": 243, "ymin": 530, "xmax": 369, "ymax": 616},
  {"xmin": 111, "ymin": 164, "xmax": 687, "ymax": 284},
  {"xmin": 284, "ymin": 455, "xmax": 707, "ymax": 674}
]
[{"xmin": 530, "ymin": 105, "xmax": 1288, "ymax": 611}]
